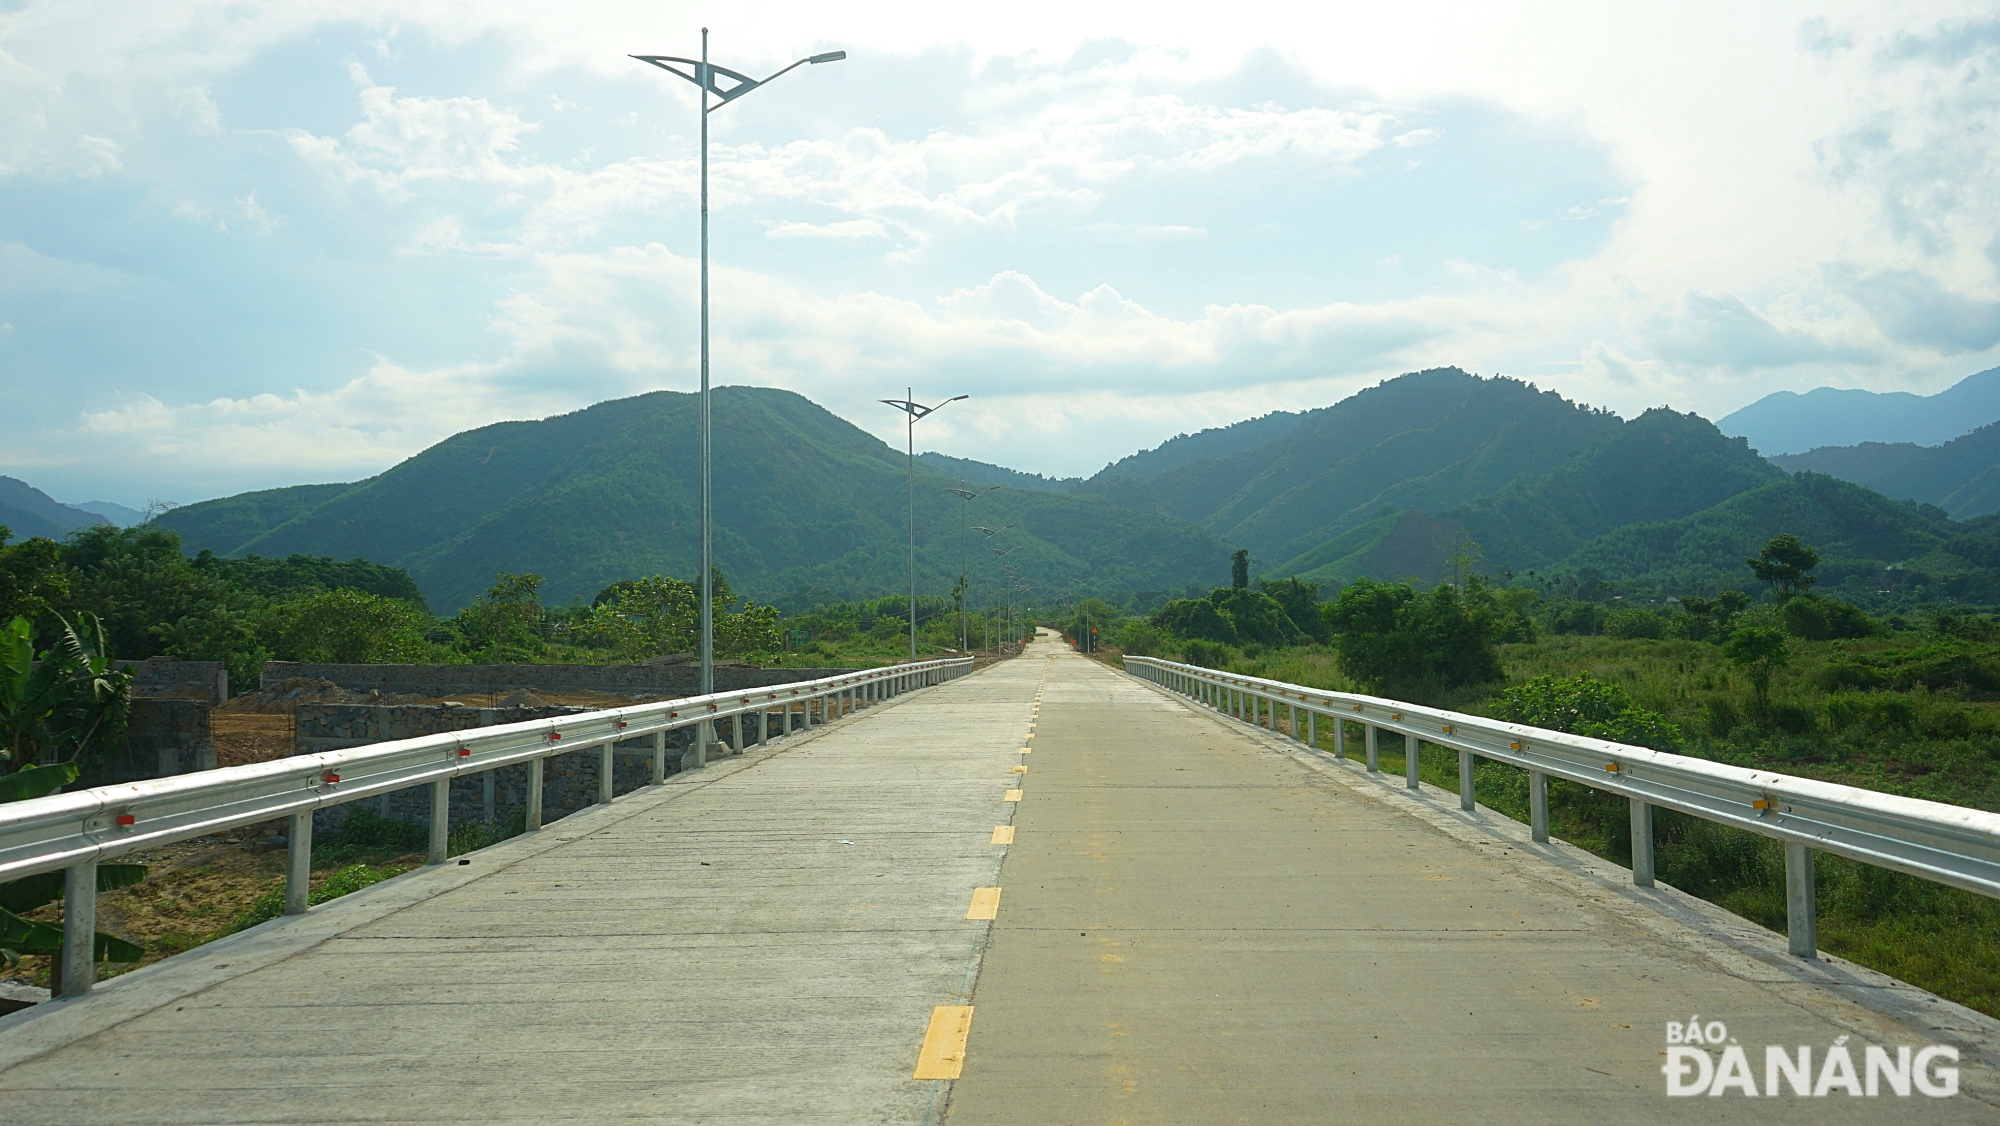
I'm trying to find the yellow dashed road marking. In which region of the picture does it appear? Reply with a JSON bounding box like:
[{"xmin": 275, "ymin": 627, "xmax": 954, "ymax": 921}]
[
  {"xmin": 1012, "ymin": 764, "xmax": 1028, "ymax": 774},
  {"xmin": 1004, "ymin": 789, "xmax": 1023, "ymax": 802},
  {"xmin": 991, "ymin": 826, "xmax": 1014, "ymax": 844},
  {"xmin": 913, "ymin": 1005, "xmax": 974, "ymax": 1079},
  {"xmin": 967, "ymin": 886, "xmax": 1002, "ymax": 919}
]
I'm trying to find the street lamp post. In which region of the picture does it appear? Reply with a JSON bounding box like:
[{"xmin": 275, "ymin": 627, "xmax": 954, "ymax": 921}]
[
  {"xmin": 633, "ymin": 35, "xmax": 845, "ymax": 735},
  {"xmin": 946, "ymin": 486, "xmax": 1000, "ymax": 652},
  {"xmin": 973, "ymin": 524, "xmax": 1009, "ymax": 658},
  {"xmin": 881, "ymin": 390, "xmax": 966, "ymax": 660}
]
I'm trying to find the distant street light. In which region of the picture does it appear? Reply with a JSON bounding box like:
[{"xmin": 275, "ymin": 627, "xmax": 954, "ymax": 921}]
[
  {"xmin": 881, "ymin": 389, "xmax": 967, "ymax": 660},
  {"xmin": 974, "ymin": 524, "xmax": 1010, "ymax": 658},
  {"xmin": 945, "ymin": 486, "xmax": 1000, "ymax": 653},
  {"xmin": 633, "ymin": 33, "xmax": 845, "ymax": 717}
]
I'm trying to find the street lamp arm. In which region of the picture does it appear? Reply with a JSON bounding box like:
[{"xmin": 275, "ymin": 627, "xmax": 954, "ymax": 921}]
[{"xmin": 631, "ymin": 49, "xmax": 845, "ymax": 110}]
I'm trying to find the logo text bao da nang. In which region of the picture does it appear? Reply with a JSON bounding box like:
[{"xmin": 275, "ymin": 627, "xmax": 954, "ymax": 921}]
[{"xmin": 1663, "ymin": 1018, "xmax": 1958, "ymax": 1098}]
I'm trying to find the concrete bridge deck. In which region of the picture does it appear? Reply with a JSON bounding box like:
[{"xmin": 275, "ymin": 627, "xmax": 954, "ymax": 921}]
[{"xmin": 1, "ymin": 635, "xmax": 1995, "ymax": 1123}]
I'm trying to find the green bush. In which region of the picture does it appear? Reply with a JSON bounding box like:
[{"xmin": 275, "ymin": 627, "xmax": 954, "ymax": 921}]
[
  {"xmin": 1603, "ymin": 608, "xmax": 1666, "ymax": 639},
  {"xmin": 1495, "ymin": 673, "xmax": 1681, "ymax": 750},
  {"xmin": 1825, "ymin": 693, "xmax": 1916, "ymax": 733},
  {"xmin": 1323, "ymin": 578, "xmax": 1502, "ymax": 702},
  {"xmin": 1181, "ymin": 639, "xmax": 1230, "ymax": 668},
  {"xmin": 232, "ymin": 863, "xmax": 400, "ymax": 933},
  {"xmin": 1781, "ymin": 597, "xmax": 1882, "ymax": 641}
]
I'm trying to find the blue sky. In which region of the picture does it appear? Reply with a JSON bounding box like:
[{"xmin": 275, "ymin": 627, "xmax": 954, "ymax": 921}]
[{"xmin": 6, "ymin": 2, "xmax": 2000, "ymax": 506}]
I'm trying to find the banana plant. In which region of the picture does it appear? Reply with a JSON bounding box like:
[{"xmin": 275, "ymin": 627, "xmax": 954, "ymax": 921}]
[{"xmin": 0, "ymin": 617, "xmax": 145, "ymax": 977}]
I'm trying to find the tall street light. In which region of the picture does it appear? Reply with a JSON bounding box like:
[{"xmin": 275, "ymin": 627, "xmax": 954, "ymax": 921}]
[
  {"xmin": 945, "ymin": 485, "xmax": 1000, "ymax": 652},
  {"xmin": 632, "ymin": 34, "xmax": 845, "ymax": 716},
  {"xmin": 881, "ymin": 389, "xmax": 966, "ymax": 660},
  {"xmin": 974, "ymin": 524, "xmax": 1010, "ymax": 658}
]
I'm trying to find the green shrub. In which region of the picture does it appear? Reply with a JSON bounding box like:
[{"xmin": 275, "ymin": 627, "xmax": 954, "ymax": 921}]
[
  {"xmin": 1603, "ymin": 608, "xmax": 1666, "ymax": 639},
  {"xmin": 1825, "ymin": 693, "xmax": 1916, "ymax": 733},
  {"xmin": 232, "ymin": 863, "xmax": 401, "ymax": 933},
  {"xmin": 1496, "ymin": 674, "xmax": 1681, "ymax": 750},
  {"xmin": 1702, "ymin": 697, "xmax": 1740, "ymax": 738},
  {"xmin": 1182, "ymin": 639, "xmax": 1229, "ymax": 668}
]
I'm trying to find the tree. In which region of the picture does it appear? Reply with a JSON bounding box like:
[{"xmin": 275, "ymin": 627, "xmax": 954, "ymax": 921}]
[
  {"xmin": 1150, "ymin": 598, "xmax": 1238, "ymax": 645},
  {"xmin": 1230, "ymin": 549, "xmax": 1249, "ymax": 590},
  {"xmin": 1259, "ymin": 576, "xmax": 1327, "ymax": 641},
  {"xmin": 454, "ymin": 573, "xmax": 549, "ymax": 660},
  {"xmin": 1723, "ymin": 624, "xmax": 1790, "ymax": 711},
  {"xmin": 275, "ymin": 589, "xmax": 436, "ymax": 664},
  {"xmin": 1673, "ymin": 590, "xmax": 1751, "ymax": 642},
  {"xmin": 1443, "ymin": 530, "xmax": 1485, "ymax": 589},
  {"xmin": 1747, "ymin": 534, "xmax": 1818, "ymax": 602},
  {"xmin": 1322, "ymin": 578, "xmax": 1501, "ymax": 702}
]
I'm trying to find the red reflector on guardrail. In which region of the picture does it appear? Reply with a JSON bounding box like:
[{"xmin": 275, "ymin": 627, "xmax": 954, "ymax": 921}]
[
  {"xmin": 323, "ymin": 773, "xmax": 340, "ymax": 784},
  {"xmin": 115, "ymin": 814, "xmax": 135, "ymax": 827},
  {"xmin": 457, "ymin": 747, "xmax": 471, "ymax": 757},
  {"xmin": 549, "ymin": 732, "xmax": 563, "ymax": 742}
]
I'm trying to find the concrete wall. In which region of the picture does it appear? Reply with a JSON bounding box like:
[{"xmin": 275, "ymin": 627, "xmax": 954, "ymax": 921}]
[
  {"xmin": 260, "ymin": 660, "xmax": 856, "ymax": 698},
  {"xmin": 117, "ymin": 658, "xmax": 227, "ymax": 704},
  {"xmin": 299, "ymin": 700, "xmax": 806, "ymax": 833},
  {"xmin": 83, "ymin": 698, "xmax": 215, "ymax": 787}
]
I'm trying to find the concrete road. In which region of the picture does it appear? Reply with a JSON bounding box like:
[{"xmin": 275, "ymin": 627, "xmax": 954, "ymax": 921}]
[
  {"xmin": 945, "ymin": 644, "xmax": 2000, "ymax": 1124},
  {"xmin": 0, "ymin": 653, "xmax": 1042, "ymax": 1124}
]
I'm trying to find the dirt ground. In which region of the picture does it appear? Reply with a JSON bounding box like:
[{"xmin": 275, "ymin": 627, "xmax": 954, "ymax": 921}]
[
  {"xmin": 1, "ymin": 828, "xmax": 422, "ymax": 994},
  {"xmin": 210, "ymin": 713, "xmax": 296, "ymax": 767}
]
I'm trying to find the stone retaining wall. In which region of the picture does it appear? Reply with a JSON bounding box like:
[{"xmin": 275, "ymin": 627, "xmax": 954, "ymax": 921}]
[
  {"xmin": 301, "ymin": 700, "xmax": 814, "ymax": 834},
  {"xmin": 262, "ymin": 661, "xmax": 858, "ymax": 699},
  {"xmin": 81, "ymin": 698, "xmax": 215, "ymax": 787}
]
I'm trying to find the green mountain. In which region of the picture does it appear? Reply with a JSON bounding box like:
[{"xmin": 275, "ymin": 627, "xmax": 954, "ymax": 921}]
[
  {"xmin": 1089, "ymin": 409, "xmax": 1309, "ymax": 483},
  {"xmin": 1766, "ymin": 422, "xmax": 2000, "ymax": 521},
  {"xmin": 1718, "ymin": 365, "xmax": 2000, "ymax": 456},
  {"xmin": 0, "ymin": 476, "xmax": 109, "ymax": 541},
  {"xmin": 1267, "ymin": 408, "xmax": 1782, "ymax": 585},
  {"xmin": 157, "ymin": 387, "xmax": 1232, "ymax": 612},
  {"xmin": 917, "ymin": 452, "xmax": 1079, "ymax": 493},
  {"xmin": 1558, "ymin": 472, "xmax": 2000, "ymax": 604},
  {"xmin": 1079, "ymin": 369, "xmax": 1627, "ymax": 563},
  {"xmin": 1771, "ymin": 442, "xmax": 1926, "ymax": 487}
]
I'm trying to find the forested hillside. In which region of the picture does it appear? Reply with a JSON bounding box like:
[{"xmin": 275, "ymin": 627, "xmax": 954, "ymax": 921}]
[
  {"xmin": 1559, "ymin": 472, "xmax": 2000, "ymax": 603},
  {"xmin": 158, "ymin": 388, "xmax": 1232, "ymax": 611},
  {"xmin": 1079, "ymin": 369, "xmax": 1631, "ymax": 562},
  {"xmin": 1264, "ymin": 407, "xmax": 1779, "ymax": 585}
]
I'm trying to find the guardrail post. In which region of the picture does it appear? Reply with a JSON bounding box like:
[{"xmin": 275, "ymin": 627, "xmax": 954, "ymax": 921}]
[
  {"xmin": 652, "ymin": 730, "xmax": 667, "ymax": 784},
  {"xmin": 285, "ymin": 811, "xmax": 312, "ymax": 915},
  {"xmin": 732, "ymin": 713, "xmax": 744, "ymax": 754},
  {"xmin": 599, "ymin": 741, "xmax": 614, "ymax": 804},
  {"xmin": 483, "ymin": 770, "xmax": 496, "ymax": 823},
  {"xmin": 695, "ymin": 720, "xmax": 711, "ymax": 766},
  {"xmin": 1785, "ymin": 843, "xmax": 1817, "ymax": 957},
  {"xmin": 429, "ymin": 778, "xmax": 450, "ymax": 864},
  {"xmin": 756, "ymin": 707, "xmax": 768, "ymax": 747},
  {"xmin": 527, "ymin": 756, "xmax": 545, "ymax": 831},
  {"xmin": 1458, "ymin": 750, "xmax": 1475, "ymax": 811},
  {"xmin": 1332, "ymin": 717, "xmax": 1345, "ymax": 761},
  {"xmin": 1365, "ymin": 724, "xmax": 1378, "ymax": 772},
  {"xmin": 1306, "ymin": 710, "xmax": 1315, "ymax": 748},
  {"xmin": 1529, "ymin": 769, "xmax": 1548, "ymax": 842},
  {"xmin": 59, "ymin": 860, "xmax": 97, "ymax": 997},
  {"xmin": 1630, "ymin": 799, "xmax": 1654, "ymax": 887},
  {"xmin": 1404, "ymin": 733, "xmax": 1419, "ymax": 791}
]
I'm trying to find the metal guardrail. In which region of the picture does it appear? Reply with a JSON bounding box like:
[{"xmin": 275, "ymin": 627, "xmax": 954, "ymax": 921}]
[
  {"xmin": 1124, "ymin": 656, "xmax": 2000, "ymax": 960},
  {"xmin": 3, "ymin": 656, "xmax": 974, "ymax": 997}
]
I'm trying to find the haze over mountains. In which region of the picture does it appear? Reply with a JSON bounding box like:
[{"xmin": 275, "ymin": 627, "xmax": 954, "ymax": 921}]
[
  {"xmin": 1719, "ymin": 367, "xmax": 2000, "ymax": 456},
  {"xmin": 14, "ymin": 366, "xmax": 2000, "ymax": 614}
]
